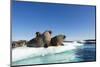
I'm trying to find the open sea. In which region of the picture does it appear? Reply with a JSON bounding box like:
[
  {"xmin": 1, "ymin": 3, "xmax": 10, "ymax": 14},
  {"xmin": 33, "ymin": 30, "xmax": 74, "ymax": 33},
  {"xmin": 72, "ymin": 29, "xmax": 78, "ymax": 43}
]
[{"xmin": 12, "ymin": 43, "xmax": 96, "ymax": 66}]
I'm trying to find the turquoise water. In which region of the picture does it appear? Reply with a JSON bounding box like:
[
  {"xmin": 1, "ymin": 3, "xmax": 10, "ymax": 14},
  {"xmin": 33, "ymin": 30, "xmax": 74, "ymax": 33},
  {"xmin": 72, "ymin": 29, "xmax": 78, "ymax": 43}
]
[{"xmin": 12, "ymin": 44, "xmax": 96, "ymax": 66}]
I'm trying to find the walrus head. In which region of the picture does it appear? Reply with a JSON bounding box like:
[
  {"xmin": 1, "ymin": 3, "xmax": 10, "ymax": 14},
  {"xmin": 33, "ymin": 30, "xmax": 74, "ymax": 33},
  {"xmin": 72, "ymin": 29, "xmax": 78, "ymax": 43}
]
[
  {"xmin": 56, "ymin": 35, "xmax": 66, "ymax": 46},
  {"xmin": 35, "ymin": 32, "xmax": 41, "ymax": 37}
]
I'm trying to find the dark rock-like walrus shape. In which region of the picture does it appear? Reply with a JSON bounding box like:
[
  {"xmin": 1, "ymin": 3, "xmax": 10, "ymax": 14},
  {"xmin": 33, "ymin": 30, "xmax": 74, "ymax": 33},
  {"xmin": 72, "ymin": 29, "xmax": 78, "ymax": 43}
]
[
  {"xmin": 50, "ymin": 35, "xmax": 66, "ymax": 46},
  {"xmin": 27, "ymin": 32, "xmax": 44, "ymax": 47}
]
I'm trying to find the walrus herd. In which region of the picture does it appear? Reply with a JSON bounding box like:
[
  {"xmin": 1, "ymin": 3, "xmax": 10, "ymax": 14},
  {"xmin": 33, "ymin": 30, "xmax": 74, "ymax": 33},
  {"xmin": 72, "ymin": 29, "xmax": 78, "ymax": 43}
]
[
  {"xmin": 27, "ymin": 30, "xmax": 66, "ymax": 48},
  {"xmin": 12, "ymin": 30, "xmax": 66, "ymax": 48}
]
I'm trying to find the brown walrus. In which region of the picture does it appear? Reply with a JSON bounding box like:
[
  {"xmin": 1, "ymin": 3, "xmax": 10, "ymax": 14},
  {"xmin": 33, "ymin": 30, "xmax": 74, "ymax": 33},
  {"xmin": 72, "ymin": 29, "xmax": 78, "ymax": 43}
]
[
  {"xmin": 42, "ymin": 30, "xmax": 52, "ymax": 48},
  {"xmin": 50, "ymin": 35, "xmax": 66, "ymax": 46},
  {"xmin": 27, "ymin": 32, "xmax": 44, "ymax": 47}
]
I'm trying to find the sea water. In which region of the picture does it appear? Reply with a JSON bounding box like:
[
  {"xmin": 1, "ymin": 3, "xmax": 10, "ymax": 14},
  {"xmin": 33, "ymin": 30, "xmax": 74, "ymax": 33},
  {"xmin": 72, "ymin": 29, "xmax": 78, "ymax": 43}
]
[{"xmin": 12, "ymin": 43, "xmax": 96, "ymax": 66}]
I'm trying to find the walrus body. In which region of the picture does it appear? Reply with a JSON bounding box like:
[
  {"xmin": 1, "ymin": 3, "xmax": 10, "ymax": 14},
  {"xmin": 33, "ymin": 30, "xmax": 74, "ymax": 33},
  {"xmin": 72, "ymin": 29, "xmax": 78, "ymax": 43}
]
[
  {"xmin": 27, "ymin": 38, "xmax": 44, "ymax": 47},
  {"xmin": 27, "ymin": 32, "xmax": 44, "ymax": 47},
  {"xmin": 50, "ymin": 35, "xmax": 66, "ymax": 46}
]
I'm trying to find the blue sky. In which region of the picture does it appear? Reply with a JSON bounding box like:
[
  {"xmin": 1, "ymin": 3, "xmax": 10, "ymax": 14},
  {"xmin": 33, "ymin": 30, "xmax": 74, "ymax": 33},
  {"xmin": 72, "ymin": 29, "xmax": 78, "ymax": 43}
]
[{"xmin": 12, "ymin": 1, "xmax": 96, "ymax": 41}]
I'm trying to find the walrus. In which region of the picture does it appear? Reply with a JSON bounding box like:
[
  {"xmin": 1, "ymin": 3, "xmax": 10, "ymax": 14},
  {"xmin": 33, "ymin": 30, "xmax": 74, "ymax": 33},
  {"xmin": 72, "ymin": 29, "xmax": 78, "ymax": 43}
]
[
  {"xmin": 50, "ymin": 35, "xmax": 66, "ymax": 46},
  {"xmin": 27, "ymin": 32, "xmax": 44, "ymax": 47},
  {"xmin": 42, "ymin": 30, "xmax": 52, "ymax": 48}
]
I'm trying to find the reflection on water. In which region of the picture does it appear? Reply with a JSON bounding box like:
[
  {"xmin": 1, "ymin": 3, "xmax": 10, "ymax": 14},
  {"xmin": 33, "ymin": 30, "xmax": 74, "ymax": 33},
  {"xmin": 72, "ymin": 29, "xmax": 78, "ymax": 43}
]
[{"xmin": 12, "ymin": 44, "xmax": 96, "ymax": 66}]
